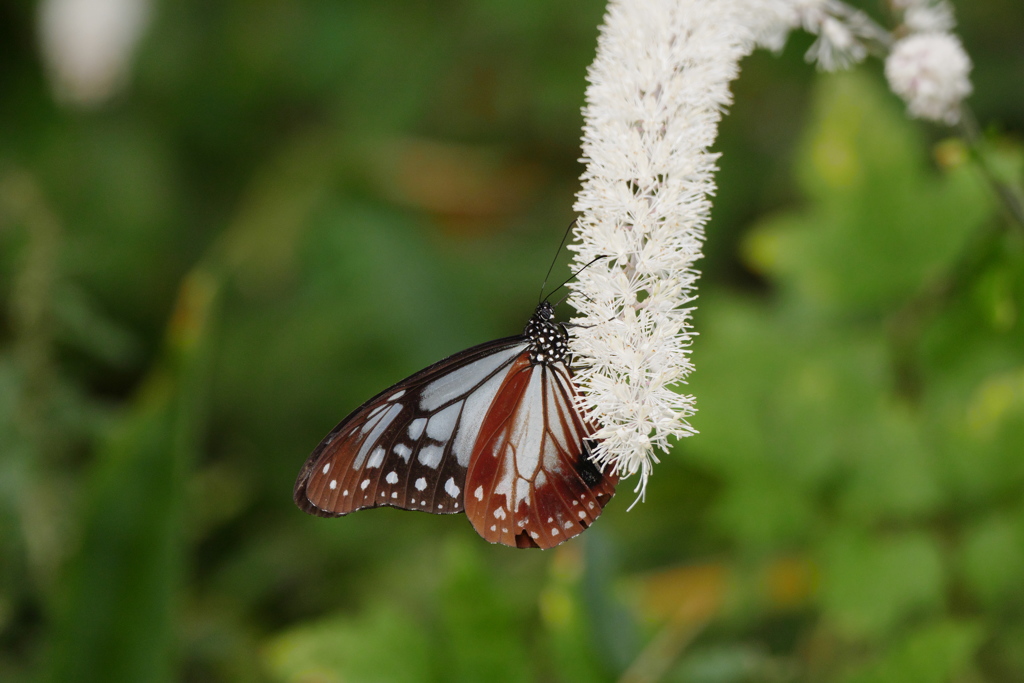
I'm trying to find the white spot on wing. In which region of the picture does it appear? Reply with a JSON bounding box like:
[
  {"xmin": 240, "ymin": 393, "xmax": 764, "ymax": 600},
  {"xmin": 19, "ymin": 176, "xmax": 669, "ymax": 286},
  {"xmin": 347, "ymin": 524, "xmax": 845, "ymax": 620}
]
[
  {"xmin": 415, "ymin": 477, "xmax": 427, "ymax": 491},
  {"xmin": 394, "ymin": 443, "xmax": 412, "ymax": 461},
  {"xmin": 360, "ymin": 479, "xmax": 370, "ymax": 490},
  {"xmin": 426, "ymin": 402, "xmax": 461, "ymax": 442},
  {"xmin": 322, "ymin": 463, "xmax": 330, "ymax": 474},
  {"xmin": 444, "ymin": 477, "xmax": 460, "ymax": 499},
  {"xmin": 388, "ymin": 389, "xmax": 406, "ymax": 401},
  {"xmin": 408, "ymin": 417, "xmax": 427, "ymax": 440},
  {"xmin": 417, "ymin": 444, "xmax": 444, "ymax": 468},
  {"xmin": 343, "ymin": 490, "xmax": 349, "ymax": 496},
  {"xmin": 563, "ymin": 521, "xmax": 573, "ymax": 529},
  {"xmin": 329, "ymin": 480, "xmax": 337, "ymax": 490},
  {"xmin": 391, "ymin": 492, "xmax": 398, "ymax": 498},
  {"xmin": 367, "ymin": 447, "xmax": 386, "ymax": 468},
  {"xmin": 385, "ymin": 471, "xmax": 398, "ymax": 484},
  {"xmin": 493, "ymin": 507, "xmax": 506, "ymax": 520},
  {"xmin": 473, "ymin": 486, "xmax": 484, "ymax": 501}
]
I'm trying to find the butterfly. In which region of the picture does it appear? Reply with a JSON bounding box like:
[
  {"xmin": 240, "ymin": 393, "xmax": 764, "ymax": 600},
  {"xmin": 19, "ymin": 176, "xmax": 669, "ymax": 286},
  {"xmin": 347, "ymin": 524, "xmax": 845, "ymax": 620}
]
[{"xmin": 293, "ymin": 300, "xmax": 617, "ymax": 549}]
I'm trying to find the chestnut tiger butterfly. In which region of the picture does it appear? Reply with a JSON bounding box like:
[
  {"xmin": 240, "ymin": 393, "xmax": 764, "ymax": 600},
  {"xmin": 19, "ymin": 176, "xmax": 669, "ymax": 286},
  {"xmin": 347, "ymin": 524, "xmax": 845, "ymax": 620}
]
[{"xmin": 293, "ymin": 292, "xmax": 617, "ymax": 549}]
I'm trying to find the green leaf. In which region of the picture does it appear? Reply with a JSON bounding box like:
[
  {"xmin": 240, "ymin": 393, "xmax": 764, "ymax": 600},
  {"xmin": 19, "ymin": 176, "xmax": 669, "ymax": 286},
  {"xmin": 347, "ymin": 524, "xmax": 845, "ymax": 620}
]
[
  {"xmin": 671, "ymin": 645, "xmax": 779, "ymax": 683},
  {"xmin": 43, "ymin": 271, "xmax": 220, "ymax": 683},
  {"xmin": 837, "ymin": 406, "xmax": 940, "ymax": 522},
  {"xmin": 264, "ymin": 605, "xmax": 433, "ymax": 683},
  {"xmin": 745, "ymin": 72, "xmax": 992, "ymax": 313},
  {"xmin": 843, "ymin": 620, "xmax": 983, "ymax": 683},
  {"xmin": 437, "ymin": 540, "xmax": 534, "ymax": 683},
  {"xmin": 685, "ymin": 296, "xmax": 794, "ymax": 476},
  {"xmin": 714, "ymin": 467, "xmax": 815, "ymax": 549},
  {"xmin": 538, "ymin": 538, "xmax": 616, "ymax": 683},
  {"xmin": 819, "ymin": 531, "xmax": 945, "ymax": 639},
  {"xmin": 933, "ymin": 367, "xmax": 1024, "ymax": 503},
  {"xmin": 690, "ymin": 293, "xmax": 940, "ymax": 541},
  {"xmin": 959, "ymin": 512, "xmax": 1024, "ymax": 609}
]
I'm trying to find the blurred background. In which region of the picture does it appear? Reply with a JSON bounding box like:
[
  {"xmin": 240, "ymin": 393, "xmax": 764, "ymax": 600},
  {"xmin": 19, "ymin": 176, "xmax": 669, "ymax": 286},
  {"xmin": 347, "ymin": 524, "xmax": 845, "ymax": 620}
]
[{"xmin": 2, "ymin": 1, "xmax": 1023, "ymax": 682}]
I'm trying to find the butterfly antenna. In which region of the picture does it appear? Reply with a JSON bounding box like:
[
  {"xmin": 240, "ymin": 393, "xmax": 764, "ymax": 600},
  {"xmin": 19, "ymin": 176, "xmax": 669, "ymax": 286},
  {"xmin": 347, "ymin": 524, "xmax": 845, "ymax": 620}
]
[
  {"xmin": 539, "ymin": 218, "xmax": 578, "ymax": 303},
  {"xmin": 544, "ymin": 255, "xmax": 607, "ymax": 305},
  {"xmin": 553, "ymin": 288, "xmax": 594, "ymax": 309}
]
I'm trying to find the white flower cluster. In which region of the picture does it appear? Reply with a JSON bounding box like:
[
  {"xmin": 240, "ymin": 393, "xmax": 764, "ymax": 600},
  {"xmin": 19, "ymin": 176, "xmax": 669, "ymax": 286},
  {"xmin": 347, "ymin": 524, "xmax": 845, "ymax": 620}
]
[
  {"xmin": 885, "ymin": 1, "xmax": 972, "ymax": 124},
  {"xmin": 569, "ymin": 0, "xmax": 769, "ymax": 500},
  {"xmin": 569, "ymin": 0, "xmax": 974, "ymax": 499}
]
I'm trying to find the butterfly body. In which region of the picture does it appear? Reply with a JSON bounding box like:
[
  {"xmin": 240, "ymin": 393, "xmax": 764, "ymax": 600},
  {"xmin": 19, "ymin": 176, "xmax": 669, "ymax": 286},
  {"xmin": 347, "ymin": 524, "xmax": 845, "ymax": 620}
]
[{"xmin": 294, "ymin": 301, "xmax": 616, "ymax": 549}]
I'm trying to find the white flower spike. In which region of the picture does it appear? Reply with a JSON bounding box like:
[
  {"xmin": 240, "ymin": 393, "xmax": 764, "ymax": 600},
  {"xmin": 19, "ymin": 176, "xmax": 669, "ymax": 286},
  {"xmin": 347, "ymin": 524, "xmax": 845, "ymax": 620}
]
[{"xmin": 569, "ymin": 0, "xmax": 766, "ymax": 502}]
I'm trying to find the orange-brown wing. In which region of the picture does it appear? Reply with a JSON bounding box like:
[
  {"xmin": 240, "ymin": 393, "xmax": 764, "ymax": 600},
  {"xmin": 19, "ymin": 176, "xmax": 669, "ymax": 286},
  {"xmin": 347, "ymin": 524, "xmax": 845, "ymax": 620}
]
[{"xmin": 464, "ymin": 356, "xmax": 617, "ymax": 549}]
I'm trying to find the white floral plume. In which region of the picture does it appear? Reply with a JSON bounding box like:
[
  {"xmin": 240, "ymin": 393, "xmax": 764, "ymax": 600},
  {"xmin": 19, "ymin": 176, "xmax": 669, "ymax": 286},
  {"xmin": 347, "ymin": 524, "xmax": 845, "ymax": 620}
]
[
  {"xmin": 568, "ymin": 0, "xmax": 766, "ymax": 501},
  {"xmin": 567, "ymin": 0, "xmax": 973, "ymax": 500}
]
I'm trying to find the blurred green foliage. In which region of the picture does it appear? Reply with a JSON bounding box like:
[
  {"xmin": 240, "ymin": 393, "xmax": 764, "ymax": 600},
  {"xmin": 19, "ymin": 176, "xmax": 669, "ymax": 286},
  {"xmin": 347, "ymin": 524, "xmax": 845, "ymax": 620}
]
[{"xmin": 2, "ymin": 1, "xmax": 1023, "ymax": 682}]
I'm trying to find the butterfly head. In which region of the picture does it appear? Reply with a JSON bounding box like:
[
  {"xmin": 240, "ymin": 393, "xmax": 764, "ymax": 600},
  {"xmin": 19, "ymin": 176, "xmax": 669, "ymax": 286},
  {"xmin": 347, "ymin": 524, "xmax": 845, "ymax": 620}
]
[{"xmin": 526, "ymin": 301, "xmax": 568, "ymax": 365}]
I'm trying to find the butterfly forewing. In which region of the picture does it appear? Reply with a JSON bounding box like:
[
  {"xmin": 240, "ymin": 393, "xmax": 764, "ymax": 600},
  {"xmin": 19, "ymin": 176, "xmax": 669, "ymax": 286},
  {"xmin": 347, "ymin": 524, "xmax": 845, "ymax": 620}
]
[
  {"xmin": 295, "ymin": 338, "xmax": 529, "ymax": 517},
  {"xmin": 464, "ymin": 358, "xmax": 617, "ymax": 549}
]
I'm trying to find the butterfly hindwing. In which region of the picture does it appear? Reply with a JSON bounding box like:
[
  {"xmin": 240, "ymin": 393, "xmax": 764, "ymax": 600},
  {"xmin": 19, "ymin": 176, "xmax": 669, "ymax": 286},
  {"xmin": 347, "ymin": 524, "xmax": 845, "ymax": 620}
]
[
  {"xmin": 464, "ymin": 358, "xmax": 617, "ymax": 549},
  {"xmin": 295, "ymin": 338, "xmax": 530, "ymax": 517}
]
